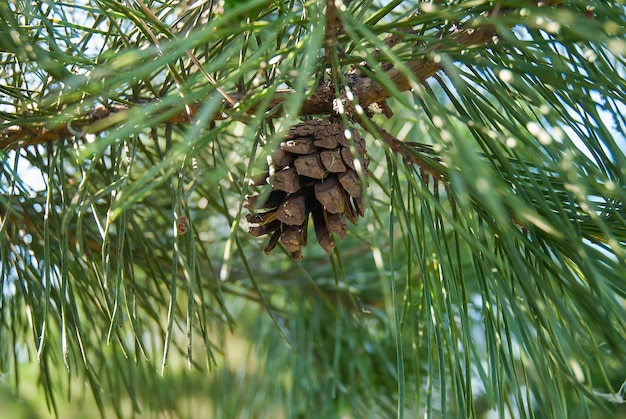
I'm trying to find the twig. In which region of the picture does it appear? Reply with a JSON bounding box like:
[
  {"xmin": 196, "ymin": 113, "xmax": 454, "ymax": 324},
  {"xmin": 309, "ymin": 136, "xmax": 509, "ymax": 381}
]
[
  {"xmin": 0, "ymin": 102, "xmax": 209, "ymax": 149},
  {"xmin": 356, "ymin": 113, "xmax": 445, "ymax": 179},
  {"xmin": 136, "ymin": 0, "xmax": 238, "ymax": 107},
  {"xmin": 324, "ymin": 0, "xmax": 341, "ymax": 64},
  {"xmin": 131, "ymin": 0, "xmax": 194, "ymax": 123}
]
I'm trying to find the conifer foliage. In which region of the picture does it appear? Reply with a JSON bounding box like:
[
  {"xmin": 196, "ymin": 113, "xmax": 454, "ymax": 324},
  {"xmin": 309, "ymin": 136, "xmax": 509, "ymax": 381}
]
[{"xmin": 1, "ymin": 0, "xmax": 626, "ymax": 417}]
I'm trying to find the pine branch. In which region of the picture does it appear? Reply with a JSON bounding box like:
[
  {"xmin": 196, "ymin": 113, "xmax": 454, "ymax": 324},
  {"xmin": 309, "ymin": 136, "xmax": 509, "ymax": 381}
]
[
  {"xmin": 4, "ymin": 0, "xmax": 573, "ymax": 152},
  {"xmin": 1, "ymin": 23, "xmax": 496, "ymax": 150}
]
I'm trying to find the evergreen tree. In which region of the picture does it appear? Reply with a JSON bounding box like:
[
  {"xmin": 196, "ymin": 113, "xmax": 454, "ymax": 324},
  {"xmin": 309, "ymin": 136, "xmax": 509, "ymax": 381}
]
[{"xmin": 1, "ymin": 0, "xmax": 625, "ymax": 417}]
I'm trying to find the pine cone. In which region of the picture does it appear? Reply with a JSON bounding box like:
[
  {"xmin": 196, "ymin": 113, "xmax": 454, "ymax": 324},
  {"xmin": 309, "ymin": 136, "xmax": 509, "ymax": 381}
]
[{"xmin": 245, "ymin": 118, "xmax": 369, "ymax": 260}]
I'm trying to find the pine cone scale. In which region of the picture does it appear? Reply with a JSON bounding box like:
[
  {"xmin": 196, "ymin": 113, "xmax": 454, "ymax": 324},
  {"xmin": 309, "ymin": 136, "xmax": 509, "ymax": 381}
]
[
  {"xmin": 281, "ymin": 138, "xmax": 318, "ymax": 154},
  {"xmin": 275, "ymin": 193, "xmax": 308, "ymax": 226},
  {"xmin": 294, "ymin": 153, "xmax": 326, "ymax": 179},
  {"xmin": 314, "ymin": 177, "xmax": 346, "ymax": 214},
  {"xmin": 273, "ymin": 167, "xmax": 302, "ymax": 193},
  {"xmin": 320, "ymin": 149, "xmax": 346, "ymax": 173},
  {"xmin": 338, "ymin": 170, "xmax": 361, "ymax": 198}
]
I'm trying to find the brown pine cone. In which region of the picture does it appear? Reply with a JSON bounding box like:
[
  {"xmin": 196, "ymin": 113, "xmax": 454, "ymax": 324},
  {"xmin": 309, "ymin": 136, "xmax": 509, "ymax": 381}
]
[{"xmin": 244, "ymin": 118, "xmax": 369, "ymax": 260}]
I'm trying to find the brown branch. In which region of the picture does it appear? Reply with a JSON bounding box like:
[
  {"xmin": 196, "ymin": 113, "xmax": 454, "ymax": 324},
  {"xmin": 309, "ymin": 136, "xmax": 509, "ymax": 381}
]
[
  {"xmin": 1, "ymin": 24, "xmax": 495, "ymax": 151},
  {"xmin": 324, "ymin": 0, "xmax": 341, "ymax": 62},
  {"xmin": 0, "ymin": 102, "xmax": 207, "ymax": 149},
  {"xmin": 356, "ymin": 113, "xmax": 446, "ymax": 178}
]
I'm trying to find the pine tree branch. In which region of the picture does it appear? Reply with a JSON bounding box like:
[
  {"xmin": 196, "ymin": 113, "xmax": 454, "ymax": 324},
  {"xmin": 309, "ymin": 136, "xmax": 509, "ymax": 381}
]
[{"xmin": 1, "ymin": 23, "xmax": 495, "ymax": 151}]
